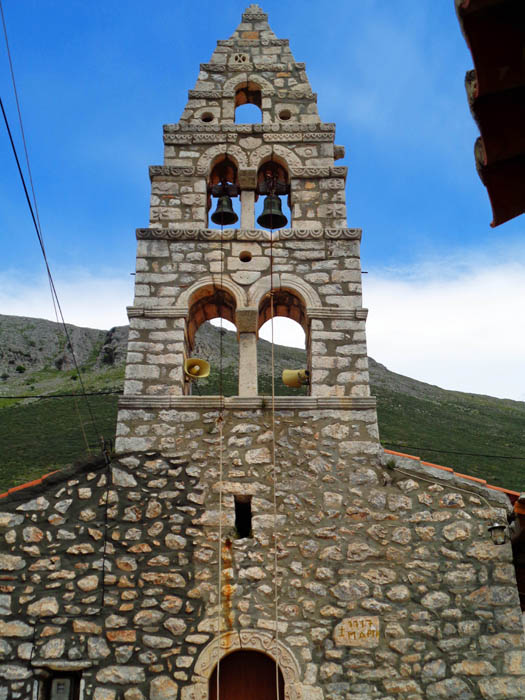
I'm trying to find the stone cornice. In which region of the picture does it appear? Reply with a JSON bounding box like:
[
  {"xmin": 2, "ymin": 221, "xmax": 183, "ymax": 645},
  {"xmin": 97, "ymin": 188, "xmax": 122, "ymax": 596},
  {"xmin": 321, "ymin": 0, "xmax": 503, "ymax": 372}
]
[
  {"xmin": 148, "ymin": 165, "xmax": 347, "ymax": 179},
  {"xmin": 188, "ymin": 89, "xmax": 316, "ymax": 101},
  {"xmin": 199, "ymin": 62, "xmax": 307, "ymax": 74},
  {"xmin": 217, "ymin": 39, "xmax": 289, "ymax": 47},
  {"xmin": 135, "ymin": 227, "xmax": 360, "ymax": 241},
  {"xmin": 163, "ymin": 123, "xmax": 336, "ymax": 134},
  {"xmin": 126, "ymin": 306, "xmax": 187, "ymax": 319},
  {"xmin": 163, "ymin": 132, "xmax": 333, "ymax": 145},
  {"xmin": 127, "ymin": 305, "xmax": 367, "ymax": 320},
  {"xmin": 118, "ymin": 395, "xmax": 377, "ymax": 411},
  {"xmin": 308, "ymin": 307, "xmax": 368, "ymax": 320}
]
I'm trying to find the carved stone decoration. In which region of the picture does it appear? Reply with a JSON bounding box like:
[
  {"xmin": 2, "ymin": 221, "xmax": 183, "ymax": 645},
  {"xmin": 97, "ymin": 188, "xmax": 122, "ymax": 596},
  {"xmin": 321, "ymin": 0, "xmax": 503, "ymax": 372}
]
[
  {"xmin": 319, "ymin": 179, "xmax": 345, "ymax": 190},
  {"xmin": 302, "ymin": 133, "xmax": 334, "ymax": 142},
  {"xmin": 290, "ymin": 167, "xmax": 330, "ymax": 178},
  {"xmin": 196, "ymin": 144, "xmax": 249, "ymax": 173},
  {"xmin": 248, "ymin": 144, "xmax": 302, "ymax": 169},
  {"xmin": 188, "ymin": 90, "xmax": 224, "ymax": 99},
  {"xmin": 193, "ymin": 134, "xmax": 228, "ymax": 144},
  {"xmin": 222, "ymin": 73, "xmax": 275, "ymax": 97},
  {"xmin": 149, "ymin": 166, "xmax": 196, "ymax": 178},
  {"xmin": 189, "ymin": 630, "xmax": 303, "ymax": 700},
  {"xmin": 162, "ymin": 134, "xmax": 193, "ymax": 144},
  {"xmin": 135, "ymin": 227, "xmax": 362, "ymax": 241}
]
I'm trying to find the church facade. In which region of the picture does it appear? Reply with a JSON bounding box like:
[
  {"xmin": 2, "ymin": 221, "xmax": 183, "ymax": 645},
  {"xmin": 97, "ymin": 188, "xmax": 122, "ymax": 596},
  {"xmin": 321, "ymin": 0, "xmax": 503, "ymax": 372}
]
[{"xmin": 1, "ymin": 6, "xmax": 525, "ymax": 699}]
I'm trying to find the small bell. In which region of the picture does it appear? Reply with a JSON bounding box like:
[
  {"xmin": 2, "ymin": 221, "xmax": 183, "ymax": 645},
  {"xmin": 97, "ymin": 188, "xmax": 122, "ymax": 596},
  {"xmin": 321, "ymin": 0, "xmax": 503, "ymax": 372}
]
[
  {"xmin": 211, "ymin": 195, "xmax": 238, "ymax": 226},
  {"xmin": 257, "ymin": 194, "xmax": 288, "ymax": 230}
]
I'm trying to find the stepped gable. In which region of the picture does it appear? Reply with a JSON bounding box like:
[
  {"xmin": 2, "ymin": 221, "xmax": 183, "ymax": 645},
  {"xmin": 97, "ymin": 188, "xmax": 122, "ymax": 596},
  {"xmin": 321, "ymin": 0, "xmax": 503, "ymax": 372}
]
[{"xmin": 1, "ymin": 6, "xmax": 525, "ymax": 700}]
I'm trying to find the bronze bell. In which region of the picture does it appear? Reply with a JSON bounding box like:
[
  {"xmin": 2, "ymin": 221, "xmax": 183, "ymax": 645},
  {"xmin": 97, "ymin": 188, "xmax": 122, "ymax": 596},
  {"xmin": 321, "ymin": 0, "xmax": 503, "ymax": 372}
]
[
  {"xmin": 257, "ymin": 194, "xmax": 288, "ymax": 230},
  {"xmin": 210, "ymin": 195, "xmax": 238, "ymax": 226}
]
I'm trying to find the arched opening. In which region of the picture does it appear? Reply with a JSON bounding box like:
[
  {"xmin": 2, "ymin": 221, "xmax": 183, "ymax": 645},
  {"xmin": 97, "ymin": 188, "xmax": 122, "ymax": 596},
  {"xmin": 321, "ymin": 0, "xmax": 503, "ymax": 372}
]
[
  {"xmin": 234, "ymin": 82, "xmax": 262, "ymax": 124},
  {"xmin": 207, "ymin": 155, "xmax": 240, "ymax": 229},
  {"xmin": 258, "ymin": 289, "xmax": 309, "ymax": 396},
  {"xmin": 209, "ymin": 650, "xmax": 285, "ymax": 700},
  {"xmin": 186, "ymin": 287, "xmax": 238, "ymax": 396},
  {"xmin": 255, "ymin": 160, "xmax": 291, "ymax": 230}
]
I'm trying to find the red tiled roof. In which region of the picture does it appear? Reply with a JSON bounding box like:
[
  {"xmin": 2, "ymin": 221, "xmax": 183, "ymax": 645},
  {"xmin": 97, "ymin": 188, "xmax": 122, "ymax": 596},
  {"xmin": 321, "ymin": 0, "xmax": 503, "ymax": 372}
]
[
  {"xmin": 0, "ymin": 471, "xmax": 59, "ymax": 500},
  {"xmin": 384, "ymin": 448, "xmax": 520, "ymax": 503}
]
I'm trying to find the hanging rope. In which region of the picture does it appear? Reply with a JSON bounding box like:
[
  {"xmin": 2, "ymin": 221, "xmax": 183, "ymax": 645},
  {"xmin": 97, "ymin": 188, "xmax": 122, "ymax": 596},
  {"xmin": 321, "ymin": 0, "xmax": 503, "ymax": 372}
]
[
  {"xmin": 269, "ymin": 208, "xmax": 281, "ymax": 700},
  {"xmin": 215, "ymin": 216, "xmax": 226, "ymax": 700}
]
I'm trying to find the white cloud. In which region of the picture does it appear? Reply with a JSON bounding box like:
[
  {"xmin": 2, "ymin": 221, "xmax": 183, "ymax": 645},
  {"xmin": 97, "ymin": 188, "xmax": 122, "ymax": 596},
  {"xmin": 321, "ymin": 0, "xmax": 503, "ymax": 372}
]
[
  {"xmin": 2, "ymin": 256, "xmax": 524, "ymax": 402},
  {"xmin": 0, "ymin": 268, "xmax": 133, "ymax": 330},
  {"xmin": 364, "ymin": 258, "xmax": 525, "ymax": 401}
]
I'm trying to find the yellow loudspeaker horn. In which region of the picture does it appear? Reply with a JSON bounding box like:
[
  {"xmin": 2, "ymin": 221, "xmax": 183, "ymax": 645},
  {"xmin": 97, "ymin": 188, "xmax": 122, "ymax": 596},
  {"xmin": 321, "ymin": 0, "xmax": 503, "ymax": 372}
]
[
  {"xmin": 282, "ymin": 368, "xmax": 310, "ymax": 388},
  {"xmin": 184, "ymin": 358, "xmax": 210, "ymax": 379}
]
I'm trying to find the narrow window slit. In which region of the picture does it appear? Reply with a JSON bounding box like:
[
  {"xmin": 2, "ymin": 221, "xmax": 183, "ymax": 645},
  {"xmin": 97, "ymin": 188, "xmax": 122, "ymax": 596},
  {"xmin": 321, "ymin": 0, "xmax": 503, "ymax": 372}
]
[{"xmin": 235, "ymin": 496, "xmax": 252, "ymax": 538}]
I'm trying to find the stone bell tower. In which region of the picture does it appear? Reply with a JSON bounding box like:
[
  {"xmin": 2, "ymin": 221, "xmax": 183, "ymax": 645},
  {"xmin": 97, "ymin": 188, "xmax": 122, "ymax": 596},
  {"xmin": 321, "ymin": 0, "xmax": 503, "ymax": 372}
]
[{"xmin": 116, "ymin": 4, "xmax": 380, "ymax": 698}]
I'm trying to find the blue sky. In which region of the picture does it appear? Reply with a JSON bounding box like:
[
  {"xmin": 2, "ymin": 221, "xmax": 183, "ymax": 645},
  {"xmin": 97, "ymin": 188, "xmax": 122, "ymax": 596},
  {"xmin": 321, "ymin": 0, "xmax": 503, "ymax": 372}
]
[{"xmin": 1, "ymin": 1, "xmax": 524, "ymax": 399}]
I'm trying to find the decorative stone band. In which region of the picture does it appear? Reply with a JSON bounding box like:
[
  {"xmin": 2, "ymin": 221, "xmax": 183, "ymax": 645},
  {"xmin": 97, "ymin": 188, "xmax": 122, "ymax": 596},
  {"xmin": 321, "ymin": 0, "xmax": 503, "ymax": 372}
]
[
  {"xmin": 135, "ymin": 227, "xmax": 360, "ymax": 241},
  {"xmin": 163, "ymin": 132, "xmax": 334, "ymax": 145},
  {"xmin": 118, "ymin": 395, "xmax": 377, "ymax": 410},
  {"xmin": 126, "ymin": 306, "xmax": 187, "ymax": 318},
  {"xmin": 200, "ymin": 62, "xmax": 300, "ymax": 73},
  {"xmin": 241, "ymin": 11, "xmax": 269, "ymax": 21},
  {"xmin": 163, "ymin": 123, "xmax": 335, "ymax": 134},
  {"xmin": 308, "ymin": 307, "xmax": 369, "ymax": 320},
  {"xmin": 149, "ymin": 165, "xmax": 347, "ymax": 179},
  {"xmin": 187, "ymin": 89, "xmax": 316, "ymax": 101},
  {"xmin": 126, "ymin": 305, "xmax": 367, "ymax": 320},
  {"xmin": 217, "ymin": 39, "xmax": 290, "ymax": 47}
]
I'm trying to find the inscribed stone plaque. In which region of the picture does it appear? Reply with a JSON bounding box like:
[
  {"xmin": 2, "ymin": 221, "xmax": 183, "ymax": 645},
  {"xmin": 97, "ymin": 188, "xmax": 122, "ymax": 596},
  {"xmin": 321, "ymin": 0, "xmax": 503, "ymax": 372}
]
[{"xmin": 334, "ymin": 616, "xmax": 380, "ymax": 647}]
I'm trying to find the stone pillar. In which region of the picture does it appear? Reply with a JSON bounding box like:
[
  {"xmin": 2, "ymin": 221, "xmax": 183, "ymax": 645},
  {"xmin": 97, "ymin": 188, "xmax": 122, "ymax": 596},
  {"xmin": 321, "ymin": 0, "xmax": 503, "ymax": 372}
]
[
  {"xmin": 240, "ymin": 189, "xmax": 255, "ymax": 229},
  {"xmin": 238, "ymin": 332, "xmax": 258, "ymax": 396},
  {"xmin": 236, "ymin": 308, "xmax": 259, "ymax": 397}
]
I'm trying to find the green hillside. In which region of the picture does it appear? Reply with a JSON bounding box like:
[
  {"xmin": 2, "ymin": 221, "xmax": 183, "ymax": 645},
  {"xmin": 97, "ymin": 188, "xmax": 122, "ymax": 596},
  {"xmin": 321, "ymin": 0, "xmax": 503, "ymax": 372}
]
[{"xmin": 1, "ymin": 314, "xmax": 524, "ymax": 494}]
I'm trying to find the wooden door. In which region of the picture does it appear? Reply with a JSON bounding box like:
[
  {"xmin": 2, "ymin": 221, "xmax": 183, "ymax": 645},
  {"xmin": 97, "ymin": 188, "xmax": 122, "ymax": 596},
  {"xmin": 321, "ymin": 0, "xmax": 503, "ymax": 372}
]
[{"xmin": 209, "ymin": 650, "xmax": 285, "ymax": 700}]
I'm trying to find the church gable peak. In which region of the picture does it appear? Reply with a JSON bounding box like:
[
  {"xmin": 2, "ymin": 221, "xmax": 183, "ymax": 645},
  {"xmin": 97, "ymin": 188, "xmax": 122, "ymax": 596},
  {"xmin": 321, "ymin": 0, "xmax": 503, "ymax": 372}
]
[{"xmin": 179, "ymin": 5, "xmax": 317, "ymax": 125}]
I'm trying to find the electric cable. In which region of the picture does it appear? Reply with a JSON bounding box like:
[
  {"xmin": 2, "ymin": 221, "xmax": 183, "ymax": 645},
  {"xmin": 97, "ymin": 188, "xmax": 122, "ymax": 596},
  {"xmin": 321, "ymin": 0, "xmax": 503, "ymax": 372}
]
[
  {"xmin": 382, "ymin": 442, "xmax": 525, "ymax": 460},
  {"xmin": 0, "ymin": 94, "xmax": 102, "ymax": 444},
  {"xmin": 0, "ymin": 12, "xmax": 103, "ymax": 446},
  {"xmin": 0, "ymin": 390, "xmax": 122, "ymax": 399}
]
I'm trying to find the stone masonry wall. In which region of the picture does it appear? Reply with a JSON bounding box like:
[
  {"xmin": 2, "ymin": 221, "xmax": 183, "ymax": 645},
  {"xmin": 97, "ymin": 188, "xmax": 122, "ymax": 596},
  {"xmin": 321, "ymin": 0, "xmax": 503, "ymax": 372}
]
[
  {"xmin": 124, "ymin": 232, "xmax": 370, "ymax": 402},
  {"xmin": 1, "ymin": 436, "xmax": 525, "ymax": 699}
]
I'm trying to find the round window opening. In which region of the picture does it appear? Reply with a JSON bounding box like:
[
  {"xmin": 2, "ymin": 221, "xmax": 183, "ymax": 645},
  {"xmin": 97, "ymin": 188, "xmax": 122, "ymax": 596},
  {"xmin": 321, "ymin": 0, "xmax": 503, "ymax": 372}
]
[
  {"xmin": 201, "ymin": 112, "xmax": 214, "ymax": 123},
  {"xmin": 279, "ymin": 109, "xmax": 292, "ymax": 121},
  {"xmin": 239, "ymin": 251, "xmax": 252, "ymax": 263}
]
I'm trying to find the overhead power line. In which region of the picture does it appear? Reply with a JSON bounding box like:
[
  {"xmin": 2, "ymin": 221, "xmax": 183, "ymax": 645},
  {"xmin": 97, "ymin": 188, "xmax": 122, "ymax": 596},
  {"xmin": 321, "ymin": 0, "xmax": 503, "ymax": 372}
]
[
  {"xmin": 383, "ymin": 441, "xmax": 525, "ymax": 461},
  {"xmin": 0, "ymin": 390, "xmax": 123, "ymax": 399},
  {"xmin": 0, "ymin": 3, "xmax": 103, "ymax": 446}
]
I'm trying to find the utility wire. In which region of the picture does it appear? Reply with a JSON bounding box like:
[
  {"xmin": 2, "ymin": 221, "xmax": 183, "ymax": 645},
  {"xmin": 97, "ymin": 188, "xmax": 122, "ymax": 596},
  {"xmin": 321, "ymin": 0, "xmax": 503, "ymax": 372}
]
[
  {"xmin": 3, "ymin": 389, "xmax": 525, "ymax": 461},
  {"xmin": 383, "ymin": 441, "xmax": 525, "ymax": 460},
  {"xmin": 0, "ymin": 96, "xmax": 102, "ymax": 443},
  {"xmin": 1, "ymin": 0, "xmax": 60, "ymax": 326},
  {"xmin": 0, "ymin": 390, "xmax": 122, "ymax": 399},
  {"xmin": 1, "ymin": 5, "xmax": 103, "ymax": 444}
]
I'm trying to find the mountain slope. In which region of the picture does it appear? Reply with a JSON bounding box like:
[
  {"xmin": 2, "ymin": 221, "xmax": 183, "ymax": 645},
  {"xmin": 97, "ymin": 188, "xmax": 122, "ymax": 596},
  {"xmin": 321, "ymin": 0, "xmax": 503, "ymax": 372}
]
[{"xmin": 0, "ymin": 314, "xmax": 524, "ymax": 493}]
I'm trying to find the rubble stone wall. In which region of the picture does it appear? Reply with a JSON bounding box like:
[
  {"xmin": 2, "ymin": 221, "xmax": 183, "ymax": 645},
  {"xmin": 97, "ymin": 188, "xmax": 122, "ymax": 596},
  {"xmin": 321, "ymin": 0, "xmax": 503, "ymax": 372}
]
[{"xmin": 1, "ymin": 444, "xmax": 525, "ymax": 699}]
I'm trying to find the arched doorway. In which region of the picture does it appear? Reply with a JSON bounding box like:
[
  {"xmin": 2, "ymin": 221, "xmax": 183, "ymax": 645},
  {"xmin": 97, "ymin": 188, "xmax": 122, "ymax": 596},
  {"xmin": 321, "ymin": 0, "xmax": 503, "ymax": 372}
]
[{"xmin": 209, "ymin": 650, "xmax": 285, "ymax": 700}]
